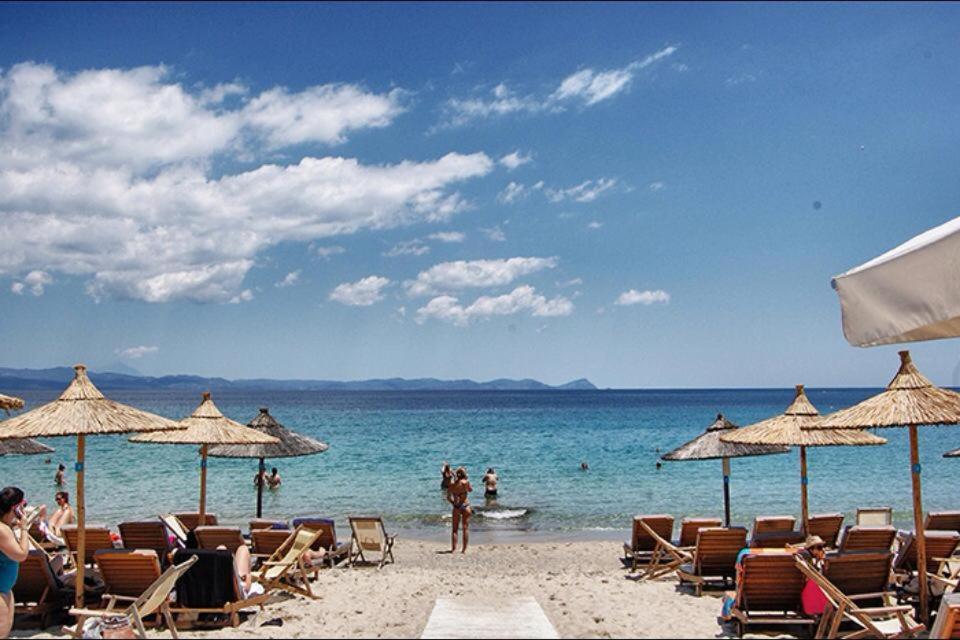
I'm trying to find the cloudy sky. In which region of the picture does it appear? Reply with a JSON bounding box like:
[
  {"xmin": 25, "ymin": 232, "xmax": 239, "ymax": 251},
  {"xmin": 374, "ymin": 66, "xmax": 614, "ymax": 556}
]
[{"xmin": 2, "ymin": 3, "xmax": 960, "ymax": 388}]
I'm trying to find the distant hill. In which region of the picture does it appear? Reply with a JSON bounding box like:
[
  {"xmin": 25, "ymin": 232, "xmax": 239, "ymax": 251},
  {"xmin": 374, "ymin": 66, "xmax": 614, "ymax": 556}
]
[{"xmin": 0, "ymin": 366, "xmax": 597, "ymax": 392}]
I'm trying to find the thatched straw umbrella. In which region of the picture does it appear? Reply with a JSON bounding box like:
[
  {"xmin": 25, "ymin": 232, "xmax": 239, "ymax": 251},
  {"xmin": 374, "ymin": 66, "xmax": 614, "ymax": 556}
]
[
  {"xmin": 662, "ymin": 413, "xmax": 789, "ymax": 526},
  {"xmin": 130, "ymin": 392, "xmax": 278, "ymax": 522},
  {"xmin": 0, "ymin": 392, "xmax": 50, "ymax": 455},
  {"xmin": 810, "ymin": 350, "xmax": 960, "ymax": 623},
  {"xmin": 0, "ymin": 393, "xmax": 25, "ymax": 412},
  {"xmin": 722, "ymin": 385, "xmax": 885, "ymax": 534},
  {"xmin": 208, "ymin": 407, "xmax": 328, "ymax": 518},
  {"xmin": 0, "ymin": 364, "xmax": 182, "ymax": 607}
]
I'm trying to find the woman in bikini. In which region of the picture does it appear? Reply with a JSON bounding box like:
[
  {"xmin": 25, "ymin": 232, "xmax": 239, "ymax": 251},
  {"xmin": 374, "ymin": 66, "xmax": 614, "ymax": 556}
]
[{"xmin": 446, "ymin": 467, "xmax": 472, "ymax": 554}]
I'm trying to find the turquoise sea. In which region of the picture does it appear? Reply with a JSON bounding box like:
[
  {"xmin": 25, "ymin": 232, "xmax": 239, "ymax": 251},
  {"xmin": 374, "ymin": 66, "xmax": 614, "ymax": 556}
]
[{"xmin": 3, "ymin": 388, "xmax": 959, "ymax": 540}]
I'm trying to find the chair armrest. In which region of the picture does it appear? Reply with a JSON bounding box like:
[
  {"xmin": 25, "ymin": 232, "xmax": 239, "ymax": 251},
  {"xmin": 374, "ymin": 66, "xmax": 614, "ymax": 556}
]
[
  {"xmin": 69, "ymin": 607, "xmax": 123, "ymax": 618},
  {"xmin": 849, "ymin": 592, "xmax": 889, "ymax": 602},
  {"xmin": 856, "ymin": 605, "xmax": 916, "ymax": 615}
]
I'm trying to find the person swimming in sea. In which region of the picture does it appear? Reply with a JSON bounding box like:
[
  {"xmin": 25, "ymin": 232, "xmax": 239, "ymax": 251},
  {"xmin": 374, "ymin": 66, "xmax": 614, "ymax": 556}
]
[
  {"xmin": 580, "ymin": 461, "xmax": 589, "ymax": 471},
  {"xmin": 482, "ymin": 467, "xmax": 498, "ymax": 499},
  {"xmin": 446, "ymin": 467, "xmax": 472, "ymax": 554},
  {"xmin": 267, "ymin": 467, "xmax": 282, "ymax": 491}
]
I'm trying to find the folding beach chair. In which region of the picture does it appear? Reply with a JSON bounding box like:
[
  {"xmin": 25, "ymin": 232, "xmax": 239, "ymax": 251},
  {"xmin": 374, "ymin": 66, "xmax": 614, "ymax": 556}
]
[
  {"xmin": 158, "ymin": 514, "xmax": 190, "ymax": 547},
  {"xmin": 631, "ymin": 520, "xmax": 692, "ymax": 582},
  {"xmin": 66, "ymin": 554, "xmax": 198, "ymax": 640},
  {"xmin": 62, "ymin": 525, "xmax": 116, "ymax": 568},
  {"xmin": 169, "ymin": 548, "xmax": 270, "ymax": 628},
  {"xmin": 727, "ymin": 552, "xmax": 815, "ymax": 637},
  {"xmin": 926, "ymin": 511, "xmax": 960, "ymax": 534},
  {"xmin": 95, "ymin": 549, "xmax": 163, "ymax": 602},
  {"xmin": 119, "ymin": 521, "xmax": 173, "ymax": 564},
  {"xmin": 252, "ymin": 525, "xmax": 323, "ymax": 599},
  {"xmin": 13, "ymin": 549, "xmax": 72, "ymax": 628},
  {"xmin": 931, "ymin": 593, "xmax": 960, "ymax": 639},
  {"xmin": 837, "ymin": 525, "xmax": 897, "ymax": 553},
  {"xmin": 290, "ymin": 517, "xmax": 351, "ymax": 568},
  {"xmin": 808, "ymin": 513, "xmax": 845, "ymax": 548},
  {"xmin": 171, "ymin": 512, "xmax": 217, "ymax": 532},
  {"xmin": 823, "ymin": 551, "xmax": 894, "ymax": 605},
  {"xmin": 857, "ymin": 507, "xmax": 893, "ymax": 527},
  {"xmin": 677, "ymin": 517, "xmax": 723, "ymax": 549},
  {"xmin": 348, "ymin": 516, "xmax": 397, "ymax": 569},
  {"xmin": 677, "ymin": 526, "xmax": 748, "ymax": 596},
  {"xmin": 796, "ymin": 555, "xmax": 924, "ymax": 639},
  {"xmin": 251, "ymin": 528, "xmax": 292, "ymax": 562},
  {"xmin": 194, "ymin": 526, "xmax": 247, "ymax": 553},
  {"xmin": 622, "ymin": 514, "xmax": 674, "ymax": 571}
]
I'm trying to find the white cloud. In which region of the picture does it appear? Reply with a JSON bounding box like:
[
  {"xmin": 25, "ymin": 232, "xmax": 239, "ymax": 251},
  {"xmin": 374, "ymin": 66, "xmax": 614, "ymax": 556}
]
[
  {"xmin": 648, "ymin": 181, "xmax": 666, "ymax": 192},
  {"xmin": 438, "ymin": 83, "xmax": 544, "ymax": 129},
  {"xmin": 587, "ymin": 221, "xmax": 603, "ymax": 229},
  {"xmin": 498, "ymin": 181, "xmax": 527, "ymax": 204},
  {"xmin": 415, "ymin": 285, "xmax": 574, "ymax": 326},
  {"xmin": 10, "ymin": 270, "xmax": 52, "ymax": 296},
  {"xmin": 405, "ymin": 256, "xmax": 558, "ymax": 297},
  {"xmin": 551, "ymin": 46, "xmax": 677, "ymax": 106},
  {"xmin": 481, "ymin": 225, "xmax": 507, "ymax": 242},
  {"xmin": 313, "ymin": 245, "xmax": 346, "ymax": 259},
  {"xmin": 115, "ymin": 345, "xmax": 159, "ymax": 359},
  {"xmin": 426, "ymin": 231, "xmax": 466, "ymax": 243},
  {"xmin": 329, "ymin": 276, "xmax": 391, "ymax": 306},
  {"xmin": 725, "ymin": 73, "xmax": 757, "ymax": 86},
  {"xmin": 384, "ymin": 240, "xmax": 430, "ymax": 257},
  {"xmin": 499, "ymin": 150, "xmax": 533, "ymax": 170},
  {"xmin": 615, "ymin": 289, "xmax": 670, "ymax": 306},
  {"xmin": 557, "ymin": 277, "xmax": 583, "ymax": 288},
  {"xmin": 275, "ymin": 270, "xmax": 300, "ymax": 288},
  {"xmin": 546, "ymin": 178, "xmax": 617, "ymax": 203}
]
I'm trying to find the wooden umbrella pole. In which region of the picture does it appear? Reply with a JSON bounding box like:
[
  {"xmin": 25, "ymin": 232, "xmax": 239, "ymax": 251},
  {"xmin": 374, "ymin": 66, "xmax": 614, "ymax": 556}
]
[
  {"xmin": 722, "ymin": 457, "xmax": 732, "ymax": 527},
  {"xmin": 199, "ymin": 444, "xmax": 208, "ymax": 522},
  {"xmin": 799, "ymin": 445, "xmax": 809, "ymax": 536},
  {"xmin": 909, "ymin": 425, "xmax": 929, "ymax": 624},
  {"xmin": 256, "ymin": 457, "xmax": 265, "ymax": 519},
  {"xmin": 75, "ymin": 434, "xmax": 86, "ymax": 609}
]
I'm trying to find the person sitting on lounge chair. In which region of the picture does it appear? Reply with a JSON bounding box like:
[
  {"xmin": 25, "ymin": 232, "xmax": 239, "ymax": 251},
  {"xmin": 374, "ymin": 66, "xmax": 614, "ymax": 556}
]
[
  {"xmin": 37, "ymin": 491, "xmax": 74, "ymax": 544},
  {"xmin": 223, "ymin": 540, "xmax": 327, "ymax": 597}
]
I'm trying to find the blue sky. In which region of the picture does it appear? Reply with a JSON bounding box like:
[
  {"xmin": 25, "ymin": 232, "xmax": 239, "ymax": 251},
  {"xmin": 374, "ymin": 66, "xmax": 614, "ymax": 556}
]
[{"xmin": 2, "ymin": 2, "xmax": 960, "ymax": 388}]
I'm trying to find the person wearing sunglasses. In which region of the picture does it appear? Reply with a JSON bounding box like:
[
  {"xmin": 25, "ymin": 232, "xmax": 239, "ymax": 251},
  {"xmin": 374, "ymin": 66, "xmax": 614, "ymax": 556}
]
[{"xmin": 0, "ymin": 487, "xmax": 31, "ymax": 639}]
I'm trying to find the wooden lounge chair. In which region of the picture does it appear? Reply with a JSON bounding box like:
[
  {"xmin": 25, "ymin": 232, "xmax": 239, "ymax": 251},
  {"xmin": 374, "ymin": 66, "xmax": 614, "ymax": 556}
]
[
  {"xmin": 62, "ymin": 525, "xmax": 116, "ymax": 567},
  {"xmin": 893, "ymin": 530, "xmax": 960, "ymax": 577},
  {"xmin": 931, "ymin": 593, "xmax": 960, "ymax": 639},
  {"xmin": 290, "ymin": 517, "xmax": 351, "ymax": 568},
  {"xmin": 751, "ymin": 530, "xmax": 806, "ymax": 548},
  {"xmin": 13, "ymin": 549, "xmax": 72, "ymax": 628},
  {"xmin": 837, "ymin": 525, "xmax": 897, "ymax": 553},
  {"xmin": 750, "ymin": 515, "xmax": 796, "ymax": 544},
  {"xmin": 809, "ymin": 513, "xmax": 845, "ymax": 548},
  {"xmin": 95, "ymin": 549, "xmax": 163, "ymax": 602},
  {"xmin": 168, "ymin": 548, "xmax": 270, "ymax": 628},
  {"xmin": 119, "ymin": 521, "xmax": 172, "ymax": 563},
  {"xmin": 251, "ymin": 529, "xmax": 291, "ymax": 562},
  {"xmin": 252, "ymin": 526, "xmax": 323, "ymax": 599},
  {"xmin": 857, "ymin": 507, "xmax": 893, "ymax": 527},
  {"xmin": 171, "ymin": 512, "xmax": 217, "ymax": 532},
  {"xmin": 678, "ymin": 517, "xmax": 723, "ymax": 549},
  {"xmin": 348, "ymin": 516, "xmax": 397, "ymax": 569},
  {"xmin": 926, "ymin": 511, "xmax": 960, "ymax": 534},
  {"xmin": 622, "ymin": 514, "xmax": 674, "ymax": 571},
  {"xmin": 677, "ymin": 526, "xmax": 748, "ymax": 596},
  {"xmin": 194, "ymin": 526, "xmax": 247, "ymax": 553},
  {"xmin": 67, "ymin": 554, "xmax": 198, "ymax": 639},
  {"xmin": 728, "ymin": 551, "xmax": 815, "ymax": 637},
  {"xmin": 795, "ymin": 555, "xmax": 924, "ymax": 639},
  {"xmin": 823, "ymin": 551, "xmax": 894, "ymax": 604}
]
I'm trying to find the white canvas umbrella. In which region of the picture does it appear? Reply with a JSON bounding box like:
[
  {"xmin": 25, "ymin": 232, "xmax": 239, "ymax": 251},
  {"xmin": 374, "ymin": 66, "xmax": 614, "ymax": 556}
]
[{"xmin": 833, "ymin": 215, "xmax": 960, "ymax": 347}]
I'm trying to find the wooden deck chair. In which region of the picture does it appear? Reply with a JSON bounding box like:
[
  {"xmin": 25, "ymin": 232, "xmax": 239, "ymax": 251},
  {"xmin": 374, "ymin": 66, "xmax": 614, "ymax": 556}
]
[
  {"xmin": 348, "ymin": 516, "xmax": 397, "ymax": 569},
  {"xmin": 251, "ymin": 529, "xmax": 291, "ymax": 562},
  {"xmin": 622, "ymin": 514, "xmax": 674, "ymax": 571},
  {"xmin": 633, "ymin": 520, "xmax": 693, "ymax": 581},
  {"xmin": 796, "ymin": 555, "xmax": 924, "ymax": 639},
  {"xmin": 931, "ymin": 593, "xmax": 960, "ymax": 639},
  {"xmin": 838, "ymin": 526, "xmax": 897, "ymax": 553},
  {"xmin": 62, "ymin": 525, "xmax": 116, "ymax": 567},
  {"xmin": 926, "ymin": 511, "xmax": 960, "ymax": 534},
  {"xmin": 291, "ymin": 517, "xmax": 351, "ymax": 568},
  {"xmin": 678, "ymin": 517, "xmax": 723, "ymax": 549},
  {"xmin": 252, "ymin": 526, "xmax": 323, "ymax": 599},
  {"xmin": 168, "ymin": 548, "xmax": 270, "ymax": 628},
  {"xmin": 823, "ymin": 552, "xmax": 894, "ymax": 605},
  {"xmin": 894, "ymin": 530, "xmax": 960, "ymax": 576},
  {"xmin": 809, "ymin": 513, "xmax": 845, "ymax": 548},
  {"xmin": 750, "ymin": 516, "xmax": 796, "ymax": 541},
  {"xmin": 728, "ymin": 552, "xmax": 815, "ymax": 637},
  {"xmin": 249, "ymin": 519, "xmax": 286, "ymax": 532},
  {"xmin": 171, "ymin": 512, "xmax": 217, "ymax": 532},
  {"xmin": 751, "ymin": 530, "xmax": 806, "ymax": 548},
  {"xmin": 96, "ymin": 550, "xmax": 162, "ymax": 601},
  {"xmin": 13, "ymin": 549, "xmax": 71, "ymax": 628},
  {"xmin": 119, "ymin": 521, "xmax": 172, "ymax": 563},
  {"xmin": 677, "ymin": 526, "xmax": 748, "ymax": 596},
  {"xmin": 159, "ymin": 514, "xmax": 189, "ymax": 547},
  {"xmin": 194, "ymin": 526, "xmax": 247, "ymax": 553},
  {"xmin": 857, "ymin": 507, "xmax": 893, "ymax": 527},
  {"xmin": 67, "ymin": 554, "xmax": 198, "ymax": 640}
]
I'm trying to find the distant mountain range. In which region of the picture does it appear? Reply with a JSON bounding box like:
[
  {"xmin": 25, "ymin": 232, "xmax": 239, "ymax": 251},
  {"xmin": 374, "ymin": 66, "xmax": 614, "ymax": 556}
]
[{"xmin": 0, "ymin": 366, "xmax": 597, "ymax": 392}]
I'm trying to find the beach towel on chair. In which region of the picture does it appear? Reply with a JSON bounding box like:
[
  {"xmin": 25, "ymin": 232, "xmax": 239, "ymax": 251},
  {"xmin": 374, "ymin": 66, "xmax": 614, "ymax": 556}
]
[{"xmin": 172, "ymin": 549, "xmax": 235, "ymax": 608}]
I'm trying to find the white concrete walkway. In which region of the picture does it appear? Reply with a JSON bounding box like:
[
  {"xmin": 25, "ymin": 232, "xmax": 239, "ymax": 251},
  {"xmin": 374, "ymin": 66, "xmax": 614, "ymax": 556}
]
[{"xmin": 421, "ymin": 596, "xmax": 560, "ymax": 639}]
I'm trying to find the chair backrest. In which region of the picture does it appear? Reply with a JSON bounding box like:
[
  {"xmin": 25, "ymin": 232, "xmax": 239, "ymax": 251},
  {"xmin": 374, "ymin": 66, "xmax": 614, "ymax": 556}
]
[
  {"xmin": 95, "ymin": 549, "xmax": 162, "ymax": 598},
  {"xmin": 249, "ymin": 519, "xmax": 286, "ymax": 532},
  {"xmin": 838, "ymin": 525, "xmax": 896, "ymax": 553},
  {"xmin": 750, "ymin": 530, "xmax": 806, "ymax": 548},
  {"xmin": 695, "ymin": 527, "xmax": 748, "ymax": 576},
  {"xmin": 808, "ymin": 513, "xmax": 845, "ymax": 547},
  {"xmin": 349, "ymin": 517, "xmax": 389, "ymax": 553},
  {"xmin": 126, "ymin": 554, "xmax": 199, "ymax": 619},
  {"xmin": 260, "ymin": 526, "xmax": 321, "ymax": 582},
  {"xmin": 739, "ymin": 552, "xmax": 805, "ymax": 612},
  {"xmin": 932, "ymin": 592, "xmax": 960, "ymax": 639},
  {"xmin": 291, "ymin": 517, "xmax": 338, "ymax": 550},
  {"xmin": 895, "ymin": 530, "xmax": 960, "ymax": 573},
  {"xmin": 194, "ymin": 526, "xmax": 246, "ymax": 553},
  {"xmin": 926, "ymin": 511, "xmax": 960, "ymax": 534},
  {"xmin": 752, "ymin": 515, "xmax": 796, "ymax": 537},
  {"xmin": 823, "ymin": 551, "xmax": 892, "ymax": 597},
  {"xmin": 62, "ymin": 525, "xmax": 115, "ymax": 564},
  {"xmin": 119, "ymin": 521, "xmax": 170, "ymax": 557},
  {"xmin": 159, "ymin": 514, "xmax": 189, "ymax": 545},
  {"xmin": 172, "ymin": 512, "xmax": 218, "ymax": 531},
  {"xmin": 678, "ymin": 518, "xmax": 722, "ymax": 548},
  {"xmin": 856, "ymin": 507, "xmax": 892, "ymax": 527},
  {"xmin": 630, "ymin": 515, "xmax": 674, "ymax": 552},
  {"xmin": 251, "ymin": 528, "xmax": 292, "ymax": 557},
  {"xmin": 13, "ymin": 550, "xmax": 58, "ymax": 602}
]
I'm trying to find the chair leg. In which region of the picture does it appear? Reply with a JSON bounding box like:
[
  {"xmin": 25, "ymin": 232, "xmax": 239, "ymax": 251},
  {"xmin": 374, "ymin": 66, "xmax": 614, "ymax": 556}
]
[{"xmin": 162, "ymin": 605, "xmax": 179, "ymax": 640}]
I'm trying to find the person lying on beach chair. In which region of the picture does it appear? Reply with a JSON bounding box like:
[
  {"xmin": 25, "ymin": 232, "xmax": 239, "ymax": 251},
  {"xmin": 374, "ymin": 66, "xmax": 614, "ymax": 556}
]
[
  {"xmin": 35, "ymin": 492, "xmax": 75, "ymax": 546},
  {"xmin": 622, "ymin": 514, "xmax": 674, "ymax": 571},
  {"xmin": 290, "ymin": 517, "xmax": 351, "ymax": 568},
  {"xmin": 251, "ymin": 526, "xmax": 324, "ymax": 599}
]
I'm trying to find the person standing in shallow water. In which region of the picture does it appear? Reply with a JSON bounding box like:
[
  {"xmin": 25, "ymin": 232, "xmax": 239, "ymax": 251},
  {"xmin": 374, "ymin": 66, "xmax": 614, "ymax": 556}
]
[
  {"xmin": 446, "ymin": 467, "xmax": 472, "ymax": 554},
  {"xmin": 54, "ymin": 464, "xmax": 65, "ymax": 486},
  {"xmin": 482, "ymin": 468, "xmax": 498, "ymax": 500},
  {"xmin": 440, "ymin": 462, "xmax": 454, "ymax": 491}
]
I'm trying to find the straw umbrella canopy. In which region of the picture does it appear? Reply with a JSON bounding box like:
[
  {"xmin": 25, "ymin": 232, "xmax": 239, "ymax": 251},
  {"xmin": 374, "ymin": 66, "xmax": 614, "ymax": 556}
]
[
  {"xmin": 662, "ymin": 413, "xmax": 789, "ymax": 526},
  {"xmin": 811, "ymin": 350, "xmax": 960, "ymax": 622},
  {"xmin": 208, "ymin": 407, "xmax": 329, "ymax": 518},
  {"xmin": 722, "ymin": 385, "xmax": 886, "ymax": 534},
  {"xmin": 0, "ymin": 393, "xmax": 25, "ymax": 412},
  {"xmin": 130, "ymin": 392, "xmax": 278, "ymax": 522},
  {"xmin": 0, "ymin": 392, "xmax": 51, "ymax": 455},
  {"xmin": 0, "ymin": 364, "xmax": 182, "ymax": 607}
]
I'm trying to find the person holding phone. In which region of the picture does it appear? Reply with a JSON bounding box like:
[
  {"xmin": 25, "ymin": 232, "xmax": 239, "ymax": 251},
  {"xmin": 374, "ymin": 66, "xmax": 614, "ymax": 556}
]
[{"xmin": 0, "ymin": 487, "xmax": 31, "ymax": 639}]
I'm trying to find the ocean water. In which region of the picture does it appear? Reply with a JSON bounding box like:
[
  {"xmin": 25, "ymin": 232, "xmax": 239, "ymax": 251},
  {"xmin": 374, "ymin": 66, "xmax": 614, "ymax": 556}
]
[{"xmin": 3, "ymin": 388, "xmax": 959, "ymax": 539}]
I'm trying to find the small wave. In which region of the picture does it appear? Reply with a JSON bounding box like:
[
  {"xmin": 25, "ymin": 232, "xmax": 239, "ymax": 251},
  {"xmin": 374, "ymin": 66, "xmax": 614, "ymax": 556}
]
[{"xmin": 477, "ymin": 508, "xmax": 529, "ymax": 520}]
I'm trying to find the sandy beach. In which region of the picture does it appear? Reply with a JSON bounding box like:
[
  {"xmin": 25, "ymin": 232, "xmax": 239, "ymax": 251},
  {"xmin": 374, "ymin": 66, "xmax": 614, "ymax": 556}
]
[{"xmin": 13, "ymin": 538, "xmax": 799, "ymax": 639}]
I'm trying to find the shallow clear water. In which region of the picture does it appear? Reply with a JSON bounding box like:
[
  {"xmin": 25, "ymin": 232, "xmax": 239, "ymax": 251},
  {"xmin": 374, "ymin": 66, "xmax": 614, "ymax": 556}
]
[{"xmin": 3, "ymin": 388, "xmax": 959, "ymax": 538}]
